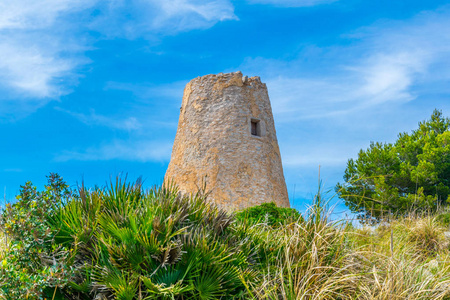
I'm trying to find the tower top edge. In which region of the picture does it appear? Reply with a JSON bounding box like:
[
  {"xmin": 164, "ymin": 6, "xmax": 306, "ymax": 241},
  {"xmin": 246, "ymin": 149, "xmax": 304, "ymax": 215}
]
[{"xmin": 188, "ymin": 71, "xmax": 265, "ymax": 87}]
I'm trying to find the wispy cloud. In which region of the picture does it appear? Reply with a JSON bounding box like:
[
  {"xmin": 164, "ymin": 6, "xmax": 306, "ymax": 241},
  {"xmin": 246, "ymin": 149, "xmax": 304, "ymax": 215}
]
[
  {"xmin": 0, "ymin": 0, "xmax": 94, "ymax": 118},
  {"xmin": 0, "ymin": 36, "xmax": 87, "ymax": 99},
  {"xmin": 0, "ymin": 0, "xmax": 236, "ymax": 117},
  {"xmin": 0, "ymin": 0, "xmax": 93, "ymax": 111},
  {"xmin": 3, "ymin": 168, "xmax": 22, "ymax": 173},
  {"xmin": 242, "ymin": 7, "xmax": 450, "ymax": 121},
  {"xmin": 90, "ymin": 0, "xmax": 236, "ymax": 38},
  {"xmin": 56, "ymin": 108, "xmax": 142, "ymax": 131},
  {"xmin": 104, "ymin": 81, "xmax": 187, "ymax": 100},
  {"xmin": 282, "ymin": 145, "xmax": 359, "ymax": 167},
  {"xmin": 246, "ymin": 0, "xmax": 338, "ymax": 7},
  {"xmin": 0, "ymin": 0, "xmax": 95, "ymax": 30},
  {"xmin": 140, "ymin": 0, "xmax": 237, "ymax": 34},
  {"xmin": 55, "ymin": 140, "xmax": 173, "ymax": 162}
]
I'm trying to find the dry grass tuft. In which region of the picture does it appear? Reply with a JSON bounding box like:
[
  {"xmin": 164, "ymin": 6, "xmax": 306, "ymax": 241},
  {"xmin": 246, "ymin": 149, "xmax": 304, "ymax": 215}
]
[
  {"xmin": 0, "ymin": 227, "xmax": 6, "ymax": 260},
  {"xmin": 407, "ymin": 216, "xmax": 448, "ymax": 254},
  {"xmin": 241, "ymin": 198, "xmax": 450, "ymax": 299}
]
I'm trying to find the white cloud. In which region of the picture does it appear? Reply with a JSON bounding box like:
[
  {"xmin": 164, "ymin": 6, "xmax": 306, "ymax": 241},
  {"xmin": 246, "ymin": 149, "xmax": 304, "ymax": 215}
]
[
  {"xmin": 55, "ymin": 140, "xmax": 173, "ymax": 162},
  {"xmin": 282, "ymin": 145, "xmax": 358, "ymax": 167},
  {"xmin": 151, "ymin": 0, "xmax": 237, "ymax": 33},
  {"xmin": 55, "ymin": 108, "xmax": 142, "ymax": 131},
  {"xmin": 352, "ymin": 53, "xmax": 419, "ymax": 106},
  {"xmin": 0, "ymin": 35, "xmax": 87, "ymax": 99},
  {"xmin": 0, "ymin": 0, "xmax": 96, "ymax": 113},
  {"xmin": 88, "ymin": 0, "xmax": 237, "ymax": 37},
  {"xmin": 0, "ymin": 0, "xmax": 95, "ymax": 30},
  {"xmin": 3, "ymin": 168, "xmax": 22, "ymax": 173},
  {"xmin": 247, "ymin": 0, "xmax": 337, "ymax": 7},
  {"xmin": 242, "ymin": 7, "xmax": 450, "ymax": 122},
  {"xmin": 0, "ymin": 0, "xmax": 236, "ymax": 117},
  {"xmin": 104, "ymin": 80, "xmax": 187, "ymax": 100}
]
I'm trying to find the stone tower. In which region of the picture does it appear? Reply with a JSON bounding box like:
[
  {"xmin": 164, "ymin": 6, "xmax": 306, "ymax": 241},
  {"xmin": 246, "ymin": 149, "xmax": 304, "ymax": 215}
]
[{"xmin": 165, "ymin": 71, "xmax": 290, "ymax": 210}]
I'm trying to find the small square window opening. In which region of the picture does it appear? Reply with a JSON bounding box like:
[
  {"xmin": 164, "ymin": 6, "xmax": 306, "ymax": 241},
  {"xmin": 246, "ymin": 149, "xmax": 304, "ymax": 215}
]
[{"xmin": 251, "ymin": 119, "xmax": 261, "ymax": 136}]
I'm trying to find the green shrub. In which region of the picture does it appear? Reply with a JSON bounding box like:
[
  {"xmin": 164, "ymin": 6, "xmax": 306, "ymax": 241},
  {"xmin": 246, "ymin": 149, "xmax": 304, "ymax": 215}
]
[
  {"xmin": 235, "ymin": 202, "xmax": 302, "ymax": 227},
  {"xmin": 0, "ymin": 173, "xmax": 73, "ymax": 299},
  {"xmin": 436, "ymin": 212, "xmax": 450, "ymax": 227}
]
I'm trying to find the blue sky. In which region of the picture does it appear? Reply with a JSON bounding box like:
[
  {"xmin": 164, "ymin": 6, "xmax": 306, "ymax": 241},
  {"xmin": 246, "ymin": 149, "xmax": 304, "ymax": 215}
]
[{"xmin": 1, "ymin": 0, "xmax": 450, "ymax": 216}]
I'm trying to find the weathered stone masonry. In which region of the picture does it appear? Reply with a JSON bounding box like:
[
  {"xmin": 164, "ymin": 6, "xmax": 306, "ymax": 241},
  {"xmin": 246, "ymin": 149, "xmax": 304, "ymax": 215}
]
[{"xmin": 165, "ymin": 71, "xmax": 290, "ymax": 210}]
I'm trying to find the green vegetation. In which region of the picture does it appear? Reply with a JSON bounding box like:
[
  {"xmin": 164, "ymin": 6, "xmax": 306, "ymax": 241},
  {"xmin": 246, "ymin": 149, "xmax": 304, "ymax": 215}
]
[
  {"xmin": 1, "ymin": 175, "xmax": 252, "ymax": 299},
  {"xmin": 436, "ymin": 211, "xmax": 450, "ymax": 227},
  {"xmin": 1, "ymin": 174, "xmax": 450, "ymax": 299},
  {"xmin": 0, "ymin": 174, "xmax": 72, "ymax": 299},
  {"xmin": 337, "ymin": 109, "xmax": 450, "ymax": 222},
  {"xmin": 235, "ymin": 202, "xmax": 302, "ymax": 227}
]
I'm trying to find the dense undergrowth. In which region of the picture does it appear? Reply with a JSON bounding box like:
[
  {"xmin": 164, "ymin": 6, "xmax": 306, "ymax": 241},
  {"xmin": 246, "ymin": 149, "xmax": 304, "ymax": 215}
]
[{"xmin": 1, "ymin": 174, "xmax": 450, "ymax": 299}]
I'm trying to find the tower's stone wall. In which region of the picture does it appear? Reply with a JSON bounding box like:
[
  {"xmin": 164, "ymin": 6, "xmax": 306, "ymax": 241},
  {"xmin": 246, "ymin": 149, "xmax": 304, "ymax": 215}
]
[{"xmin": 165, "ymin": 71, "xmax": 290, "ymax": 210}]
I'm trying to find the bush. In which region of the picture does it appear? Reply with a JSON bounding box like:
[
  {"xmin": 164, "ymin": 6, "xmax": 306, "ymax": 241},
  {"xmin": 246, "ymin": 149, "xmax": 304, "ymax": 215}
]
[
  {"xmin": 235, "ymin": 202, "xmax": 302, "ymax": 227},
  {"xmin": 0, "ymin": 173, "xmax": 72, "ymax": 299},
  {"xmin": 436, "ymin": 212, "xmax": 450, "ymax": 227}
]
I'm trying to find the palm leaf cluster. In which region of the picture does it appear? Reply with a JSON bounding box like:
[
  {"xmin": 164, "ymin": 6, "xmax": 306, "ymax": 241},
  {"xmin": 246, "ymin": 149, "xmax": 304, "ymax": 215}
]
[{"xmin": 50, "ymin": 178, "xmax": 255, "ymax": 299}]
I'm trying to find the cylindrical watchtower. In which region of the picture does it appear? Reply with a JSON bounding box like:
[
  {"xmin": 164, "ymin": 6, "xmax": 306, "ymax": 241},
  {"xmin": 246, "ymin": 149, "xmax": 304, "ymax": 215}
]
[{"xmin": 165, "ymin": 71, "xmax": 290, "ymax": 210}]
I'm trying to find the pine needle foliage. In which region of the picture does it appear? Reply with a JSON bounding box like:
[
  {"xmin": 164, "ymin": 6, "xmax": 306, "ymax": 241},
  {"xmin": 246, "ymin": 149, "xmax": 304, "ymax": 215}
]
[{"xmin": 337, "ymin": 109, "xmax": 450, "ymax": 222}]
